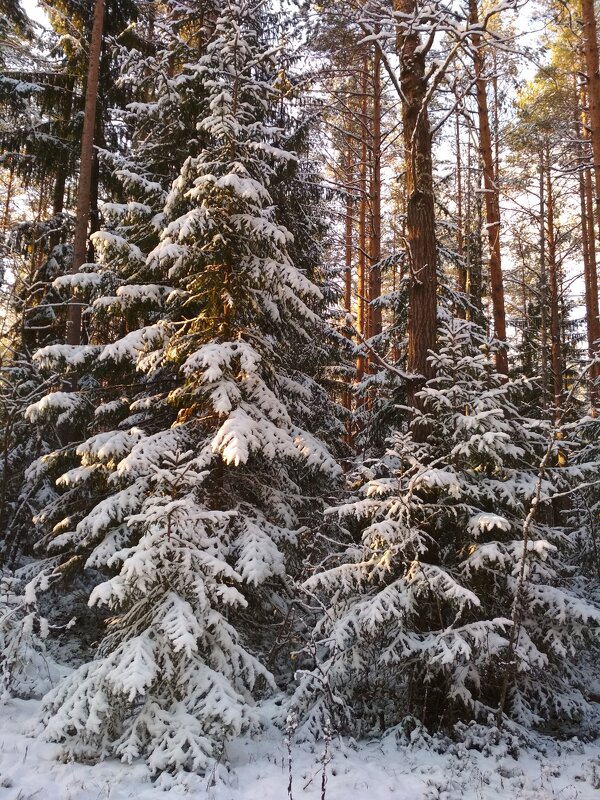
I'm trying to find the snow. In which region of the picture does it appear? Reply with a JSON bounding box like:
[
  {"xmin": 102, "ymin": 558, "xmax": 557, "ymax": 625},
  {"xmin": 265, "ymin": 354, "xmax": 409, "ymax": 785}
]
[
  {"xmin": 24, "ymin": 391, "xmax": 85, "ymax": 424},
  {"xmin": 115, "ymin": 284, "xmax": 173, "ymax": 305},
  {"xmin": 52, "ymin": 272, "xmax": 103, "ymax": 292},
  {"xmin": 1, "ymin": 697, "xmax": 600, "ymax": 800},
  {"xmin": 100, "ymin": 201, "xmax": 154, "ymax": 219},
  {"xmin": 411, "ymin": 467, "xmax": 462, "ymax": 497},
  {"xmin": 91, "ymin": 231, "xmax": 145, "ymax": 265},
  {"xmin": 33, "ymin": 344, "xmax": 101, "ymax": 369},
  {"xmin": 98, "ymin": 325, "xmax": 170, "ymax": 365},
  {"xmin": 468, "ymin": 512, "xmax": 512, "ymax": 535}
]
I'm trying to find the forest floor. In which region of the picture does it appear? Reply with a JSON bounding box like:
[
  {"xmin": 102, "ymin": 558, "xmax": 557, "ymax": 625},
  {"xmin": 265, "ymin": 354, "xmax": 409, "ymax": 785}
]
[{"xmin": 1, "ymin": 698, "xmax": 600, "ymax": 800}]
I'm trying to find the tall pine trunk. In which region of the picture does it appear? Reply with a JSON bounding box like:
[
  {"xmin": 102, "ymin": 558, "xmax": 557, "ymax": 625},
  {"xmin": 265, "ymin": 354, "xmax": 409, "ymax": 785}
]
[
  {"xmin": 66, "ymin": 0, "xmax": 105, "ymax": 347},
  {"xmin": 368, "ymin": 45, "xmax": 382, "ymax": 341},
  {"xmin": 343, "ymin": 144, "xmax": 354, "ymax": 432},
  {"xmin": 544, "ymin": 144, "xmax": 563, "ymax": 414},
  {"xmin": 469, "ymin": 0, "xmax": 508, "ymax": 375},
  {"xmin": 356, "ymin": 55, "xmax": 368, "ymax": 390},
  {"xmin": 455, "ymin": 106, "xmax": 467, "ymax": 317},
  {"xmin": 539, "ymin": 149, "xmax": 549, "ymax": 408},
  {"xmin": 581, "ymin": 0, "xmax": 600, "ymax": 235},
  {"xmin": 394, "ymin": 0, "xmax": 437, "ymax": 408},
  {"xmin": 579, "ymin": 69, "xmax": 600, "ymax": 401}
]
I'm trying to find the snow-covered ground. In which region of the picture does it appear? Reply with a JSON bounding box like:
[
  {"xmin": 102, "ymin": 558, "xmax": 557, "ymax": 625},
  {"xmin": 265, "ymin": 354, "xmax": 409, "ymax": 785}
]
[{"xmin": 1, "ymin": 698, "xmax": 600, "ymax": 800}]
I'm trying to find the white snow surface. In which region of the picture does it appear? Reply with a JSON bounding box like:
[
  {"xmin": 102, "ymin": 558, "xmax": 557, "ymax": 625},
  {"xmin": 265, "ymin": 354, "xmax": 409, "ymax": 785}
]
[{"xmin": 1, "ymin": 698, "xmax": 600, "ymax": 799}]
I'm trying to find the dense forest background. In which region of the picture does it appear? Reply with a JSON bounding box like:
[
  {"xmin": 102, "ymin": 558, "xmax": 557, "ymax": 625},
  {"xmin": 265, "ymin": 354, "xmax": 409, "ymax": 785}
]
[{"xmin": 2, "ymin": 0, "xmax": 600, "ymax": 778}]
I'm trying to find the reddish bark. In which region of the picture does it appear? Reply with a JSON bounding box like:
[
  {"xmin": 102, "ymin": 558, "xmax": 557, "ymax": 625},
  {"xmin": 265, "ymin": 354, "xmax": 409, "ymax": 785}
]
[
  {"xmin": 394, "ymin": 0, "xmax": 438, "ymax": 408},
  {"xmin": 579, "ymin": 65, "xmax": 600, "ymax": 399},
  {"xmin": 368, "ymin": 46, "xmax": 382, "ymax": 340},
  {"xmin": 66, "ymin": 0, "xmax": 105, "ymax": 347},
  {"xmin": 469, "ymin": 0, "xmax": 508, "ymax": 375},
  {"xmin": 356, "ymin": 55, "xmax": 368, "ymax": 387}
]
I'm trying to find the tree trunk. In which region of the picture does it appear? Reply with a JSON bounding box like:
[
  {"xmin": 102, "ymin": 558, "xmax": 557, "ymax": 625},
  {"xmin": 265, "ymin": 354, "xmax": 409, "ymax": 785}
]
[
  {"xmin": 465, "ymin": 131, "xmax": 484, "ymax": 326},
  {"xmin": 369, "ymin": 45, "xmax": 382, "ymax": 340},
  {"xmin": 394, "ymin": 0, "xmax": 438, "ymax": 409},
  {"xmin": 344, "ymin": 148, "xmax": 353, "ymax": 317},
  {"xmin": 469, "ymin": 0, "xmax": 508, "ymax": 374},
  {"xmin": 344, "ymin": 144, "xmax": 354, "ymax": 427},
  {"xmin": 356, "ymin": 55, "xmax": 368, "ymax": 388},
  {"xmin": 539, "ymin": 150, "xmax": 549, "ymax": 408},
  {"xmin": 65, "ymin": 0, "xmax": 105, "ymax": 347},
  {"xmin": 455, "ymin": 106, "xmax": 467, "ymax": 317},
  {"xmin": 580, "ymin": 156, "xmax": 594, "ymax": 366},
  {"xmin": 581, "ymin": 0, "xmax": 600, "ymax": 234},
  {"xmin": 516, "ymin": 237, "xmax": 531, "ymax": 376},
  {"xmin": 579, "ymin": 75, "xmax": 600, "ymax": 403},
  {"xmin": 544, "ymin": 144, "xmax": 563, "ymax": 415}
]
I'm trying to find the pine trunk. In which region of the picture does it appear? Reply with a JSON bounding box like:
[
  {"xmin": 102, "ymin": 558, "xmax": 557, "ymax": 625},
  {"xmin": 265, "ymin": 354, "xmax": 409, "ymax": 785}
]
[
  {"xmin": 394, "ymin": 0, "xmax": 438, "ymax": 406},
  {"xmin": 582, "ymin": 0, "xmax": 600, "ymax": 236},
  {"xmin": 544, "ymin": 145, "xmax": 563, "ymax": 414},
  {"xmin": 344, "ymin": 145, "xmax": 354, "ymax": 424},
  {"xmin": 455, "ymin": 108, "xmax": 467, "ymax": 317},
  {"xmin": 65, "ymin": 0, "xmax": 105, "ymax": 347},
  {"xmin": 369, "ymin": 45, "xmax": 382, "ymax": 340},
  {"xmin": 539, "ymin": 151, "xmax": 549, "ymax": 407},
  {"xmin": 579, "ymin": 76, "xmax": 600, "ymax": 402},
  {"xmin": 356, "ymin": 55, "xmax": 368, "ymax": 388},
  {"xmin": 344, "ymin": 148, "xmax": 353, "ymax": 317},
  {"xmin": 469, "ymin": 0, "xmax": 508, "ymax": 375}
]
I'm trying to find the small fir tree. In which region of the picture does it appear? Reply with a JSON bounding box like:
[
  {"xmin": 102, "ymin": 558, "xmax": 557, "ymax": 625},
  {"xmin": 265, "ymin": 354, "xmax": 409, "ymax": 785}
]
[{"xmin": 291, "ymin": 320, "xmax": 600, "ymax": 738}]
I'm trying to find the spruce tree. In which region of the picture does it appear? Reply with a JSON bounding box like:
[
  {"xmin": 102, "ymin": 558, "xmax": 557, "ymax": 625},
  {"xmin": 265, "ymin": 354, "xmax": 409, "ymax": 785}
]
[
  {"xmin": 29, "ymin": 0, "xmax": 340, "ymax": 772},
  {"xmin": 291, "ymin": 320, "xmax": 600, "ymax": 737}
]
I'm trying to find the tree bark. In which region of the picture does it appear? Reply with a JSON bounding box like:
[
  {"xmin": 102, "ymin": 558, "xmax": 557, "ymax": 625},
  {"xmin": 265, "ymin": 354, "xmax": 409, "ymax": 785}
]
[
  {"xmin": 465, "ymin": 131, "xmax": 484, "ymax": 326},
  {"xmin": 455, "ymin": 106, "xmax": 467, "ymax": 317},
  {"xmin": 344, "ymin": 144, "xmax": 354, "ymax": 425},
  {"xmin": 579, "ymin": 75, "xmax": 600, "ymax": 402},
  {"xmin": 394, "ymin": 0, "xmax": 438, "ymax": 408},
  {"xmin": 544, "ymin": 144, "xmax": 563, "ymax": 414},
  {"xmin": 369, "ymin": 45, "xmax": 382, "ymax": 340},
  {"xmin": 469, "ymin": 0, "xmax": 508, "ymax": 375},
  {"xmin": 539, "ymin": 150, "xmax": 549, "ymax": 408},
  {"xmin": 581, "ymin": 0, "xmax": 600, "ymax": 234},
  {"xmin": 65, "ymin": 0, "xmax": 105, "ymax": 347},
  {"xmin": 344, "ymin": 147, "xmax": 353, "ymax": 317},
  {"xmin": 516, "ymin": 236, "xmax": 531, "ymax": 376},
  {"xmin": 356, "ymin": 55, "xmax": 368, "ymax": 388}
]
